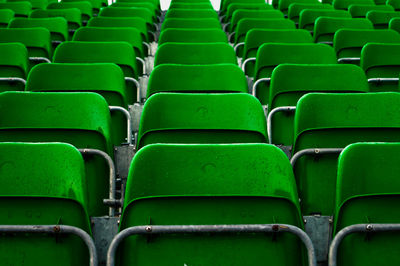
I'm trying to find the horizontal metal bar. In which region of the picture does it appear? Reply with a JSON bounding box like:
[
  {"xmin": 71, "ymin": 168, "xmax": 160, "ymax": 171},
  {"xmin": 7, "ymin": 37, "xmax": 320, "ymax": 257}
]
[
  {"xmin": 52, "ymin": 40, "xmax": 63, "ymax": 45},
  {"xmin": 337, "ymin": 57, "xmax": 360, "ymax": 64},
  {"xmin": 0, "ymin": 225, "xmax": 97, "ymax": 266},
  {"xmin": 329, "ymin": 223, "xmax": 400, "ymax": 266},
  {"xmin": 79, "ymin": 148, "xmax": 116, "ymax": 217},
  {"xmin": 318, "ymin": 41, "xmax": 333, "ymax": 45},
  {"xmin": 107, "ymin": 224, "xmax": 316, "ymax": 266},
  {"xmin": 252, "ymin": 78, "xmax": 271, "ymax": 97},
  {"xmin": 124, "ymin": 77, "xmax": 141, "ymax": 103},
  {"xmin": 267, "ymin": 106, "xmax": 296, "ymax": 144},
  {"xmin": 29, "ymin": 57, "xmax": 51, "ymax": 63},
  {"xmin": 290, "ymin": 148, "xmax": 344, "ymax": 167},
  {"xmin": 241, "ymin": 57, "xmax": 255, "ymax": 73},
  {"xmin": 0, "ymin": 77, "xmax": 26, "ymax": 85},
  {"xmin": 368, "ymin": 78, "xmax": 399, "ymax": 84},
  {"xmin": 109, "ymin": 106, "xmax": 133, "ymax": 145}
]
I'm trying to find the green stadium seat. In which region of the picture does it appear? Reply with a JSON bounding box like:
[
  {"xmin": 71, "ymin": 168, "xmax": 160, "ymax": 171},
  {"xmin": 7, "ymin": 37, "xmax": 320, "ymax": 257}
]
[
  {"xmin": 161, "ymin": 17, "xmax": 221, "ymax": 30},
  {"xmin": 47, "ymin": 1, "xmax": 93, "ymax": 22},
  {"xmin": 240, "ymin": 29, "xmax": 313, "ymax": 75},
  {"xmin": 164, "ymin": 8, "xmax": 218, "ymax": 19},
  {"xmin": 220, "ymin": 0, "xmax": 265, "ymax": 16},
  {"xmin": 53, "ymin": 41, "xmax": 140, "ymax": 103},
  {"xmin": 361, "ymin": 43, "xmax": 400, "ymax": 92},
  {"xmin": 169, "ymin": 2, "xmax": 213, "ymax": 9},
  {"xmin": 367, "ymin": 10, "xmax": 400, "ymax": 28},
  {"xmin": 224, "ymin": 3, "xmax": 271, "ymax": 23},
  {"xmin": 154, "ymin": 43, "xmax": 237, "ymax": 66},
  {"xmin": 332, "ymin": 0, "xmax": 374, "ymax": 10},
  {"xmin": 252, "ymin": 43, "xmax": 337, "ymax": 105},
  {"xmin": 147, "ymin": 64, "xmax": 248, "ymax": 97},
  {"xmin": 332, "ymin": 142, "xmax": 400, "ymax": 266},
  {"xmin": 119, "ymin": 0, "xmax": 159, "ymax": 9},
  {"xmin": 26, "ymin": 63, "xmax": 129, "ymax": 145},
  {"xmin": 158, "ymin": 28, "xmax": 227, "ymax": 45},
  {"xmin": 0, "ymin": 28, "xmax": 51, "ymax": 67},
  {"xmin": 288, "ymin": 3, "xmax": 332, "ymax": 24},
  {"xmin": 118, "ymin": 143, "xmax": 305, "ymax": 266},
  {"xmin": 299, "ymin": 9, "xmax": 351, "ymax": 31},
  {"xmin": 279, "ymin": 0, "xmax": 319, "ymax": 15},
  {"xmin": 0, "ymin": 142, "xmax": 92, "ymax": 265},
  {"xmin": 7, "ymin": 0, "xmax": 47, "ymax": 9},
  {"xmin": 111, "ymin": 2, "xmax": 158, "ymax": 21},
  {"xmin": 349, "ymin": 4, "xmax": 394, "ymax": 17},
  {"xmin": 268, "ymin": 64, "xmax": 368, "ymax": 147},
  {"xmin": 8, "ymin": 17, "xmax": 68, "ymax": 46},
  {"xmin": 228, "ymin": 9, "xmax": 284, "ymax": 34},
  {"xmin": 63, "ymin": 0, "xmax": 102, "ymax": 15},
  {"xmin": 0, "ymin": 43, "xmax": 28, "ymax": 92},
  {"xmin": 0, "ymin": 2, "xmax": 31, "ymax": 17},
  {"xmin": 30, "ymin": 8, "xmax": 82, "ymax": 30},
  {"xmin": 0, "ymin": 91, "xmax": 114, "ymax": 216},
  {"xmin": 292, "ymin": 92, "xmax": 400, "ymax": 216},
  {"xmin": 137, "ymin": 93, "xmax": 267, "ymax": 148},
  {"xmin": 388, "ymin": 0, "xmax": 400, "ymax": 10},
  {"xmin": 99, "ymin": 7, "xmax": 154, "ymax": 31},
  {"xmin": 0, "ymin": 9, "xmax": 14, "ymax": 27},
  {"xmin": 334, "ymin": 29, "xmax": 400, "ymax": 64},
  {"xmin": 313, "ymin": 17, "xmax": 373, "ymax": 44},
  {"xmin": 389, "ymin": 16, "xmax": 400, "ymax": 32}
]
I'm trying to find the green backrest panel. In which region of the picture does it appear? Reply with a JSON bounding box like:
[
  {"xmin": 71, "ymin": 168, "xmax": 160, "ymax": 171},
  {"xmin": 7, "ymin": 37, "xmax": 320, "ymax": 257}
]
[
  {"xmin": 235, "ymin": 18, "xmax": 295, "ymax": 44},
  {"xmin": 120, "ymin": 143, "xmax": 304, "ymax": 266},
  {"xmin": 64, "ymin": 0, "xmax": 101, "ymax": 10},
  {"xmin": 47, "ymin": 1, "xmax": 93, "ymax": 21},
  {"xmin": 367, "ymin": 10, "xmax": 400, "ymax": 28},
  {"xmin": 333, "ymin": 0, "xmax": 374, "ymax": 10},
  {"xmin": 361, "ymin": 43, "xmax": 400, "ymax": 91},
  {"xmin": 220, "ymin": 0, "xmax": 265, "ymax": 15},
  {"xmin": 254, "ymin": 43, "xmax": 337, "ymax": 104},
  {"xmin": 147, "ymin": 64, "xmax": 248, "ymax": 96},
  {"xmin": 293, "ymin": 92, "xmax": 400, "ymax": 215},
  {"xmin": 230, "ymin": 10, "xmax": 284, "ymax": 33},
  {"xmin": 313, "ymin": 17, "xmax": 373, "ymax": 43},
  {"xmin": 30, "ymin": 8, "xmax": 82, "ymax": 29},
  {"xmin": 154, "ymin": 43, "xmax": 237, "ymax": 66},
  {"xmin": 111, "ymin": 2, "xmax": 157, "ymax": 20},
  {"xmin": 158, "ymin": 28, "xmax": 227, "ymax": 45},
  {"xmin": 299, "ymin": 9, "xmax": 351, "ymax": 30},
  {"xmin": 73, "ymin": 26, "xmax": 144, "ymax": 58},
  {"xmin": 165, "ymin": 8, "xmax": 218, "ymax": 19},
  {"xmin": 349, "ymin": 4, "xmax": 394, "ymax": 17},
  {"xmin": 389, "ymin": 16, "xmax": 400, "ymax": 32},
  {"xmin": 7, "ymin": 0, "xmax": 47, "ymax": 9},
  {"xmin": 169, "ymin": 2, "xmax": 213, "ymax": 9},
  {"xmin": 334, "ymin": 142, "xmax": 400, "ymax": 265},
  {"xmin": 0, "ymin": 9, "xmax": 14, "ymax": 26},
  {"xmin": 0, "ymin": 142, "xmax": 91, "ymax": 265},
  {"xmin": 87, "ymin": 17, "xmax": 148, "ymax": 41},
  {"xmin": 0, "ymin": 42, "xmax": 28, "ymax": 92},
  {"xmin": 9, "ymin": 17, "xmax": 68, "ymax": 42},
  {"xmin": 0, "ymin": 27, "xmax": 51, "ymax": 58},
  {"xmin": 334, "ymin": 29, "xmax": 400, "ymax": 59},
  {"xmin": 269, "ymin": 64, "xmax": 367, "ymax": 146},
  {"xmin": 388, "ymin": 0, "xmax": 400, "ymax": 10},
  {"xmin": 0, "ymin": 2, "xmax": 31, "ymax": 17},
  {"xmin": 161, "ymin": 18, "xmax": 221, "ymax": 30},
  {"xmin": 118, "ymin": 0, "xmax": 159, "ymax": 8},
  {"xmin": 279, "ymin": 0, "xmax": 319, "ymax": 14},
  {"xmin": 225, "ymin": 3, "xmax": 271, "ymax": 23},
  {"xmin": 53, "ymin": 41, "xmax": 139, "ymax": 79},
  {"xmin": 99, "ymin": 7, "xmax": 153, "ymax": 29},
  {"xmin": 288, "ymin": 3, "xmax": 332, "ymax": 22},
  {"xmin": 137, "ymin": 93, "xmax": 267, "ymax": 148}
]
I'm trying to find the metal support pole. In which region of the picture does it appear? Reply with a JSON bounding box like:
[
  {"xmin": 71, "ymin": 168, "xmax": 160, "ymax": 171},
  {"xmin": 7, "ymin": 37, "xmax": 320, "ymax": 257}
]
[
  {"xmin": 109, "ymin": 106, "xmax": 133, "ymax": 145},
  {"xmin": 290, "ymin": 148, "xmax": 344, "ymax": 167},
  {"xmin": 124, "ymin": 77, "xmax": 141, "ymax": 103},
  {"xmin": 267, "ymin": 106, "xmax": 296, "ymax": 144}
]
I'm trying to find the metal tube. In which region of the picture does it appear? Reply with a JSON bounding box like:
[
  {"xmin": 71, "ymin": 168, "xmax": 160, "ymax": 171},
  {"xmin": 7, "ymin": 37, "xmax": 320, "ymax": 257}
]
[
  {"xmin": 222, "ymin": 22, "xmax": 231, "ymax": 32},
  {"xmin": 290, "ymin": 148, "xmax": 344, "ymax": 167},
  {"xmin": 124, "ymin": 77, "xmax": 141, "ymax": 103},
  {"xmin": 109, "ymin": 106, "xmax": 133, "ymax": 145},
  {"xmin": 107, "ymin": 224, "xmax": 317, "ymax": 266},
  {"xmin": 0, "ymin": 225, "xmax": 97, "ymax": 266},
  {"xmin": 337, "ymin": 57, "xmax": 360, "ymax": 64},
  {"xmin": 241, "ymin": 57, "xmax": 256, "ymax": 72},
  {"xmin": 0, "ymin": 77, "xmax": 26, "ymax": 85},
  {"xmin": 79, "ymin": 148, "xmax": 117, "ymax": 217},
  {"xmin": 368, "ymin": 78, "xmax": 399, "ymax": 84},
  {"xmin": 142, "ymin": 42, "xmax": 150, "ymax": 57},
  {"xmin": 234, "ymin": 42, "xmax": 244, "ymax": 55},
  {"xmin": 252, "ymin": 78, "xmax": 271, "ymax": 97},
  {"xmin": 267, "ymin": 106, "xmax": 296, "ymax": 144},
  {"xmin": 29, "ymin": 57, "xmax": 51, "ymax": 63},
  {"xmin": 329, "ymin": 223, "xmax": 400, "ymax": 266},
  {"xmin": 153, "ymin": 23, "xmax": 159, "ymax": 31},
  {"xmin": 136, "ymin": 57, "xmax": 146, "ymax": 76},
  {"xmin": 228, "ymin": 31, "xmax": 235, "ymax": 42},
  {"xmin": 318, "ymin": 41, "xmax": 333, "ymax": 45}
]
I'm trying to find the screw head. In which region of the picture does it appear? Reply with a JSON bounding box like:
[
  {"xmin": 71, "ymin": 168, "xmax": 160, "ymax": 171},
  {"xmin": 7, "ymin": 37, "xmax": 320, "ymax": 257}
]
[
  {"xmin": 145, "ymin": 226, "xmax": 152, "ymax": 232},
  {"xmin": 366, "ymin": 224, "xmax": 373, "ymax": 231}
]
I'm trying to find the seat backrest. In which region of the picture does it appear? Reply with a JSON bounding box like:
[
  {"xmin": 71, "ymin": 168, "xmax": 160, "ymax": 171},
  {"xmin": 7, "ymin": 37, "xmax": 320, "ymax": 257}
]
[
  {"xmin": 165, "ymin": 8, "xmax": 218, "ymax": 19},
  {"xmin": 137, "ymin": 93, "xmax": 267, "ymax": 149},
  {"xmin": 0, "ymin": 142, "xmax": 91, "ymax": 265},
  {"xmin": 0, "ymin": 9, "xmax": 14, "ymax": 26},
  {"xmin": 0, "ymin": 2, "xmax": 31, "ymax": 17},
  {"xmin": 334, "ymin": 29, "xmax": 400, "ymax": 62},
  {"xmin": 53, "ymin": 41, "xmax": 139, "ymax": 79},
  {"xmin": 387, "ymin": 0, "xmax": 400, "ymax": 10},
  {"xmin": 334, "ymin": 142, "xmax": 400, "ymax": 265},
  {"xmin": 87, "ymin": 17, "xmax": 148, "ymax": 41},
  {"xmin": 158, "ymin": 28, "xmax": 227, "ymax": 45},
  {"xmin": 7, "ymin": 0, "xmax": 47, "ymax": 9},
  {"xmin": 288, "ymin": 3, "xmax": 332, "ymax": 23},
  {"xmin": 269, "ymin": 64, "xmax": 368, "ymax": 146},
  {"xmin": 349, "ymin": 4, "xmax": 394, "ymax": 18},
  {"xmin": 299, "ymin": 9, "xmax": 351, "ymax": 31},
  {"xmin": 230, "ymin": 9, "xmax": 284, "ymax": 32},
  {"xmin": 313, "ymin": 17, "xmax": 373, "ymax": 43},
  {"xmin": 154, "ymin": 42, "xmax": 237, "ymax": 66},
  {"xmin": 47, "ymin": 1, "xmax": 93, "ymax": 21},
  {"xmin": 225, "ymin": 2, "xmax": 271, "ymax": 22},
  {"xmin": 161, "ymin": 17, "xmax": 221, "ymax": 30},
  {"xmin": 220, "ymin": 0, "xmax": 265, "ymax": 15},
  {"xmin": 367, "ymin": 10, "xmax": 400, "ymax": 28},
  {"xmin": 169, "ymin": 2, "xmax": 213, "ymax": 9},
  {"xmin": 9, "ymin": 17, "xmax": 68, "ymax": 42},
  {"xmin": 147, "ymin": 64, "xmax": 248, "ymax": 96},
  {"xmin": 0, "ymin": 42, "xmax": 28, "ymax": 92},
  {"xmin": 254, "ymin": 43, "xmax": 337, "ymax": 104},
  {"xmin": 73, "ymin": 26, "xmax": 145, "ymax": 57},
  {"xmin": 389, "ymin": 16, "xmax": 400, "ymax": 32},
  {"xmin": 64, "ymin": 0, "xmax": 102, "ymax": 11},
  {"xmin": 279, "ymin": 0, "xmax": 319, "ymax": 14},
  {"xmin": 332, "ymin": 0, "xmax": 374, "ymax": 10},
  {"xmin": 111, "ymin": 2, "xmax": 157, "ymax": 20},
  {"xmin": 29, "ymin": 8, "xmax": 82, "ymax": 29},
  {"xmin": 293, "ymin": 92, "xmax": 400, "ymax": 216},
  {"xmin": 361, "ymin": 43, "xmax": 400, "ymax": 92},
  {"xmin": 119, "ymin": 143, "xmax": 304, "ymax": 266}
]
